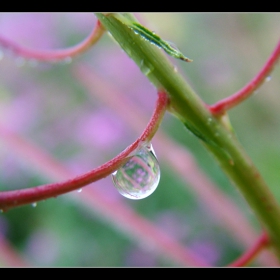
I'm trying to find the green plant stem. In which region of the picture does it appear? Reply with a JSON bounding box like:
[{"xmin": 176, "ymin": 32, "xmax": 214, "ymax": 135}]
[{"xmin": 95, "ymin": 12, "xmax": 280, "ymax": 258}]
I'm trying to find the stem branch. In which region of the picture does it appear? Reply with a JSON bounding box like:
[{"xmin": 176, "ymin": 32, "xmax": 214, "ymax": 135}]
[
  {"xmin": 95, "ymin": 13, "xmax": 280, "ymax": 258},
  {"xmin": 208, "ymin": 40, "xmax": 280, "ymax": 115},
  {"xmin": 0, "ymin": 91, "xmax": 168, "ymax": 211},
  {"xmin": 228, "ymin": 232, "xmax": 270, "ymax": 267},
  {"xmin": 0, "ymin": 20, "xmax": 105, "ymax": 62}
]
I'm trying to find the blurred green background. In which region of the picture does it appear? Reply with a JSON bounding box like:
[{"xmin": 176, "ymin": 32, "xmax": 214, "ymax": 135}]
[{"xmin": 0, "ymin": 13, "xmax": 279, "ymax": 267}]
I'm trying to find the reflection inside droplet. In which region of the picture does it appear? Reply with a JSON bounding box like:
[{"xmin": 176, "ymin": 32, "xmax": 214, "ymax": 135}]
[{"xmin": 112, "ymin": 143, "xmax": 160, "ymax": 200}]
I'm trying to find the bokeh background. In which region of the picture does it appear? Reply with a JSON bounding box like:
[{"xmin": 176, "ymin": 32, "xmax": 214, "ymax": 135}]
[{"xmin": 0, "ymin": 13, "xmax": 279, "ymax": 267}]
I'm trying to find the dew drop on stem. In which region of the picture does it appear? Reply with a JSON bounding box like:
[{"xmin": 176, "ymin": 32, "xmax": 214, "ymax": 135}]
[
  {"xmin": 111, "ymin": 143, "xmax": 160, "ymax": 200},
  {"xmin": 61, "ymin": 56, "xmax": 72, "ymax": 64},
  {"xmin": 207, "ymin": 118, "xmax": 213, "ymax": 125},
  {"xmin": 265, "ymin": 75, "xmax": 272, "ymax": 82}
]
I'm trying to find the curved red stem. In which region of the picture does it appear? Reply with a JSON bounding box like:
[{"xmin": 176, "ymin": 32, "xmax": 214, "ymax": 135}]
[
  {"xmin": 227, "ymin": 232, "xmax": 270, "ymax": 267},
  {"xmin": 0, "ymin": 20, "xmax": 105, "ymax": 62},
  {"xmin": 208, "ymin": 40, "xmax": 280, "ymax": 115},
  {"xmin": 0, "ymin": 91, "xmax": 168, "ymax": 211}
]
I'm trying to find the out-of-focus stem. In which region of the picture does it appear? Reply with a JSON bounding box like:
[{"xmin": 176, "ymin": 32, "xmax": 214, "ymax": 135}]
[
  {"xmin": 208, "ymin": 40, "xmax": 280, "ymax": 115},
  {"xmin": 228, "ymin": 232, "xmax": 270, "ymax": 267},
  {"xmin": 0, "ymin": 20, "xmax": 105, "ymax": 62}
]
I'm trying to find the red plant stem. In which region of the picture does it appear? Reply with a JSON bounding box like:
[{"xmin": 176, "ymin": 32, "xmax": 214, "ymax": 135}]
[
  {"xmin": 208, "ymin": 40, "xmax": 280, "ymax": 115},
  {"xmin": 0, "ymin": 122, "xmax": 208, "ymax": 267},
  {"xmin": 228, "ymin": 232, "xmax": 270, "ymax": 267},
  {"xmin": 0, "ymin": 20, "xmax": 105, "ymax": 62},
  {"xmin": 74, "ymin": 64, "xmax": 280, "ymax": 266},
  {"xmin": 0, "ymin": 91, "xmax": 168, "ymax": 211}
]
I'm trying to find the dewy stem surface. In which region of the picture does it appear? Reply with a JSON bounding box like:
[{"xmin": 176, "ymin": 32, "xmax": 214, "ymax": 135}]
[{"xmin": 95, "ymin": 13, "xmax": 280, "ymax": 258}]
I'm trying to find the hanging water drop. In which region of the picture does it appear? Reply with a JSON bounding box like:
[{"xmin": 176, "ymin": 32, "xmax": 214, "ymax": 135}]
[
  {"xmin": 61, "ymin": 56, "xmax": 72, "ymax": 64},
  {"xmin": 63, "ymin": 56, "xmax": 72, "ymax": 64},
  {"xmin": 265, "ymin": 75, "xmax": 272, "ymax": 82},
  {"xmin": 77, "ymin": 188, "xmax": 82, "ymax": 193},
  {"xmin": 112, "ymin": 143, "xmax": 160, "ymax": 200},
  {"xmin": 31, "ymin": 202, "xmax": 37, "ymax": 208}
]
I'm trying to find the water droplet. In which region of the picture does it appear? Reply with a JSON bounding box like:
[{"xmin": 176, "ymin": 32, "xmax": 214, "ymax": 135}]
[
  {"xmin": 0, "ymin": 50, "xmax": 3, "ymax": 61},
  {"xmin": 31, "ymin": 202, "xmax": 37, "ymax": 207},
  {"xmin": 166, "ymin": 40, "xmax": 180, "ymax": 51},
  {"xmin": 173, "ymin": 66, "xmax": 178, "ymax": 73},
  {"xmin": 112, "ymin": 143, "xmax": 160, "ymax": 200},
  {"xmin": 207, "ymin": 118, "xmax": 213, "ymax": 125},
  {"xmin": 140, "ymin": 60, "xmax": 154, "ymax": 76},
  {"xmin": 62, "ymin": 56, "xmax": 72, "ymax": 64},
  {"xmin": 27, "ymin": 59, "xmax": 38, "ymax": 67},
  {"xmin": 265, "ymin": 75, "xmax": 272, "ymax": 82},
  {"xmin": 0, "ymin": 209, "xmax": 3, "ymax": 213},
  {"xmin": 77, "ymin": 188, "xmax": 82, "ymax": 193}
]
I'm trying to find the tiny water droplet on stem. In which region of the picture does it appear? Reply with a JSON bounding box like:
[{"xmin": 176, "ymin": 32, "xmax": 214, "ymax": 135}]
[
  {"xmin": 265, "ymin": 75, "xmax": 272, "ymax": 82},
  {"xmin": 61, "ymin": 56, "xmax": 72, "ymax": 64},
  {"xmin": 27, "ymin": 59, "xmax": 38, "ymax": 67}
]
